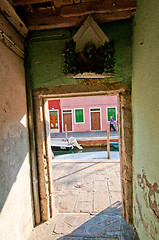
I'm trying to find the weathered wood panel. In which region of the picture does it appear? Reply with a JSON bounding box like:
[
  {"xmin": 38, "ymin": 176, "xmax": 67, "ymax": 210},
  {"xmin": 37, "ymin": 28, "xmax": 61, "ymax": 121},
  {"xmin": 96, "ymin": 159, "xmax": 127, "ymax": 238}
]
[
  {"xmin": 0, "ymin": 0, "xmax": 28, "ymax": 37},
  {"xmin": 0, "ymin": 13, "xmax": 24, "ymax": 58}
]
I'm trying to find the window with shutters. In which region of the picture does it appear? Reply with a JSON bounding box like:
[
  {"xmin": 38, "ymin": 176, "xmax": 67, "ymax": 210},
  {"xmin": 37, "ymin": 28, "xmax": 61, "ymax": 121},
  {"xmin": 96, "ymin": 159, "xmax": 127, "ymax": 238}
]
[
  {"xmin": 107, "ymin": 107, "xmax": 117, "ymax": 121},
  {"xmin": 75, "ymin": 109, "xmax": 84, "ymax": 123}
]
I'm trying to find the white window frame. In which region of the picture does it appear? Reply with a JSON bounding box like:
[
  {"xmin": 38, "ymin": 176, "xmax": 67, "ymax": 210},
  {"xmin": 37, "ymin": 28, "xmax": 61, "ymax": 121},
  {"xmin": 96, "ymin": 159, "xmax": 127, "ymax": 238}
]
[
  {"xmin": 74, "ymin": 108, "xmax": 85, "ymax": 124},
  {"xmin": 89, "ymin": 107, "xmax": 102, "ymax": 131},
  {"xmin": 49, "ymin": 109, "xmax": 60, "ymax": 133},
  {"xmin": 106, "ymin": 106, "xmax": 117, "ymax": 122},
  {"xmin": 62, "ymin": 109, "xmax": 73, "ymax": 132}
]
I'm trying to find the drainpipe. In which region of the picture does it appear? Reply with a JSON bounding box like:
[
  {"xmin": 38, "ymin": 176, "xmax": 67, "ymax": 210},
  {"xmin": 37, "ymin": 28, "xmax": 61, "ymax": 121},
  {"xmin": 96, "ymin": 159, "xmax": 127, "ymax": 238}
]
[{"xmin": 25, "ymin": 44, "xmax": 41, "ymax": 225}]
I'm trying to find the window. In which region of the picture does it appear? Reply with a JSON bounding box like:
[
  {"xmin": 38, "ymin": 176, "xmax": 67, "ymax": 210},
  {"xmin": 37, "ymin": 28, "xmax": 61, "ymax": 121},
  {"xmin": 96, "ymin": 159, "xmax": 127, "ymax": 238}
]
[
  {"xmin": 75, "ymin": 109, "xmax": 84, "ymax": 123},
  {"xmin": 107, "ymin": 107, "xmax": 117, "ymax": 121}
]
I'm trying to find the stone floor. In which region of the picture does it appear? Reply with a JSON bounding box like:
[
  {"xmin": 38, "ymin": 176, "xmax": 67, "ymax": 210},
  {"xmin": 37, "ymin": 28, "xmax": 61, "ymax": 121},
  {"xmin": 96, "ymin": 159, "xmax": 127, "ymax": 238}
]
[
  {"xmin": 52, "ymin": 161, "xmax": 121, "ymax": 214},
  {"xmin": 28, "ymin": 152, "xmax": 139, "ymax": 240}
]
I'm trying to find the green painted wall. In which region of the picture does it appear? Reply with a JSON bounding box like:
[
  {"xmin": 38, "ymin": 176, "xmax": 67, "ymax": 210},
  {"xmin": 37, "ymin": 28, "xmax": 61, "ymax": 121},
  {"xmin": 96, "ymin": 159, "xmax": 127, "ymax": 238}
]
[
  {"xmin": 27, "ymin": 19, "xmax": 132, "ymax": 89},
  {"xmin": 132, "ymin": 1, "xmax": 159, "ymax": 239}
]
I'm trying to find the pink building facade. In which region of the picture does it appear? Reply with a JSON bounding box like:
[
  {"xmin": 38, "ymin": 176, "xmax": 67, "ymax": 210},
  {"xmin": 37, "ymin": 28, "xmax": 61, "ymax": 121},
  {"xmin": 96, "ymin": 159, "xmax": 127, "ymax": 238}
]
[{"xmin": 48, "ymin": 95, "xmax": 117, "ymax": 132}]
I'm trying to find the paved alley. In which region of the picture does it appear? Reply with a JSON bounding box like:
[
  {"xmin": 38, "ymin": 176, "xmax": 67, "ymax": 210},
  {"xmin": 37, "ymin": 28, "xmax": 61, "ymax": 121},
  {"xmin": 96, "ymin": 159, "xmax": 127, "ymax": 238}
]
[
  {"xmin": 52, "ymin": 156, "xmax": 121, "ymax": 214},
  {"xmin": 28, "ymin": 152, "xmax": 138, "ymax": 240}
]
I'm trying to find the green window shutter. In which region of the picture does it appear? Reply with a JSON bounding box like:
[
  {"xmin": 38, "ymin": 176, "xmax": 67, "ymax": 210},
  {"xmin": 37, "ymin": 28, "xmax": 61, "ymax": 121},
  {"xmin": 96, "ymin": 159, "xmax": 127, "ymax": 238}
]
[
  {"xmin": 75, "ymin": 109, "xmax": 84, "ymax": 123},
  {"xmin": 107, "ymin": 108, "xmax": 116, "ymax": 121}
]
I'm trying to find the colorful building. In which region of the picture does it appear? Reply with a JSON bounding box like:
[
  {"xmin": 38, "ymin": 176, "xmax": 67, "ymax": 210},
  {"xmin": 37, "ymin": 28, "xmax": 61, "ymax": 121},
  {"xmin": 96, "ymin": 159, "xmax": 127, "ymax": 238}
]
[{"xmin": 48, "ymin": 95, "xmax": 117, "ymax": 133}]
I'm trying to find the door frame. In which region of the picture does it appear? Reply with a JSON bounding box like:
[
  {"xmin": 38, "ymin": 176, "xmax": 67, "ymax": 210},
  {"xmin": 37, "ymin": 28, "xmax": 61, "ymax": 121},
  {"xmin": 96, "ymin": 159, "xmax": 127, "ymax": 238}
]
[
  {"xmin": 32, "ymin": 83, "xmax": 133, "ymax": 225},
  {"xmin": 49, "ymin": 109, "xmax": 60, "ymax": 133},
  {"xmin": 62, "ymin": 109, "xmax": 73, "ymax": 132},
  {"xmin": 89, "ymin": 107, "xmax": 102, "ymax": 131}
]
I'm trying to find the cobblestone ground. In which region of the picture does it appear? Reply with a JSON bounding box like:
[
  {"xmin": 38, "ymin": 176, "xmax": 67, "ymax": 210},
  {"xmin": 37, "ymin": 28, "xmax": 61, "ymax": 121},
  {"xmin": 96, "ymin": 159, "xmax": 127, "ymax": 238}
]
[{"xmin": 28, "ymin": 161, "xmax": 139, "ymax": 240}]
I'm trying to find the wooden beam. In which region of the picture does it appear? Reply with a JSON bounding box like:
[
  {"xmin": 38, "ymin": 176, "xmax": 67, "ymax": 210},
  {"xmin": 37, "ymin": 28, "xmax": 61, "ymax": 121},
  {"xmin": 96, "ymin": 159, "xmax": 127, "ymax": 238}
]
[
  {"xmin": 61, "ymin": 0, "xmax": 136, "ymax": 17},
  {"xmin": 12, "ymin": 0, "xmax": 75, "ymax": 7},
  {"xmin": 25, "ymin": 8, "xmax": 135, "ymax": 30},
  {"xmin": 0, "ymin": 13, "xmax": 24, "ymax": 58},
  {"xmin": 23, "ymin": 0, "xmax": 136, "ymax": 30},
  {"xmin": 0, "ymin": 0, "xmax": 28, "ymax": 37},
  {"xmin": 28, "ymin": 4, "xmax": 34, "ymax": 13},
  {"xmin": 12, "ymin": 0, "xmax": 55, "ymax": 6},
  {"xmin": 53, "ymin": 0, "xmax": 73, "ymax": 8},
  {"xmin": 0, "ymin": 13, "xmax": 24, "ymax": 51},
  {"xmin": 27, "ymin": 15, "xmax": 87, "ymax": 30},
  {"xmin": 93, "ymin": 11, "xmax": 135, "ymax": 23},
  {"xmin": 12, "ymin": 0, "xmax": 136, "ymax": 8}
]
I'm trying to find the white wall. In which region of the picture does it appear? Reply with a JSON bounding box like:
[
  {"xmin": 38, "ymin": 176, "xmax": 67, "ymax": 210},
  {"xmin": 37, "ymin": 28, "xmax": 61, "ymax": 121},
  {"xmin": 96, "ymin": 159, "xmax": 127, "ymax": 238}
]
[{"xmin": 0, "ymin": 39, "xmax": 33, "ymax": 239}]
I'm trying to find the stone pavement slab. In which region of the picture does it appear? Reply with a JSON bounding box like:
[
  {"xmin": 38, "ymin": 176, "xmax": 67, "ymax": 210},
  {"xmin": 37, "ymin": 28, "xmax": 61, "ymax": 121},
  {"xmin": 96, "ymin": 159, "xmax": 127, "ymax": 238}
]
[
  {"xmin": 28, "ymin": 203, "xmax": 122, "ymax": 240},
  {"xmin": 52, "ymin": 162, "xmax": 121, "ymax": 214},
  {"xmin": 62, "ymin": 238, "xmax": 119, "ymax": 240},
  {"xmin": 28, "ymin": 204, "xmax": 139, "ymax": 240},
  {"xmin": 28, "ymin": 210, "xmax": 139, "ymax": 240},
  {"xmin": 28, "ymin": 153, "xmax": 139, "ymax": 240}
]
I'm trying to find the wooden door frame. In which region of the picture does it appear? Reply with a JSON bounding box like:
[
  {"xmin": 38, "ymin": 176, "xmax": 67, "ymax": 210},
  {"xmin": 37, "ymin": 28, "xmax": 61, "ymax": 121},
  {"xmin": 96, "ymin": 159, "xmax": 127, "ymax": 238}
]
[
  {"xmin": 49, "ymin": 109, "xmax": 60, "ymax": 133},
  {"xmin": 89, "ymin": 107, "xmax": 102, "ymax": 131},
  {"xmin": 62, "ymin": 109, "xmax": 73, "ymax": 132},
  {"xmin": 32, "ymin": 82, "xmax": 133, "ymax": 225}
]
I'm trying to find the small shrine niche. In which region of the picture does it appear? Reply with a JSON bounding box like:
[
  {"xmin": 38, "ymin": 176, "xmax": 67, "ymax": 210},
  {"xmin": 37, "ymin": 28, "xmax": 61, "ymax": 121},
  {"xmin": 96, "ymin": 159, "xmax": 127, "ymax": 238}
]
[
  {"xmin": 63, "ymin": 15, "xmax": 115, "ymax": 76},
  {"xmin": 73, "ymin": 15, "xmax": 109, "ymax": 52}
]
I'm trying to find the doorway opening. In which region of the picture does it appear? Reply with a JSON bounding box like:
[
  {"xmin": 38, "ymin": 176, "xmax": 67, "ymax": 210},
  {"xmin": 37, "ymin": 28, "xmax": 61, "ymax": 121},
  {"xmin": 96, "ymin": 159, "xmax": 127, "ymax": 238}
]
[
  {"xmin": 32, "ymin": 83, "xmax": 133, "ymax": 230},
  {"xmin": 46, "ymin": 94, "xmax": 121, "ymax": 237}
]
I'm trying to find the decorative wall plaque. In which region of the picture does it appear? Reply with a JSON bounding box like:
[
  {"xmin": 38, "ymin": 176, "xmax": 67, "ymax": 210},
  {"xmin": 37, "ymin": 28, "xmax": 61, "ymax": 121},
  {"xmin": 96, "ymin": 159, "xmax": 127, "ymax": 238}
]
[{"xmin": 63, "ymin": 15, "xmax": 115, "ymax": 75}]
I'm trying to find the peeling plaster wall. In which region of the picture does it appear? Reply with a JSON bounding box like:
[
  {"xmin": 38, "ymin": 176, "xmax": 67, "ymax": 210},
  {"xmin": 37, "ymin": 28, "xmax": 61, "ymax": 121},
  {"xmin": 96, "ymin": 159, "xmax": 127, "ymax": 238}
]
[
  {"xmin": 132, "ymin": 1, "xmax": 159, "ymax": 239},
  {"xmin": 0, "ymin": 41, "xmax": 33, "ymax": 239},
  {"xmin": 27, "ymin": 19, "xmax": 132, "ymax": 89}
]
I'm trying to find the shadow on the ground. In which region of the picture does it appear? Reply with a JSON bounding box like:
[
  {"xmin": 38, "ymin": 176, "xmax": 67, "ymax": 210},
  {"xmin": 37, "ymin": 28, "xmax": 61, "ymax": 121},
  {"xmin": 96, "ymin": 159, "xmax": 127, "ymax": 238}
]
[
  {"xmin": 53, "ymin": 162, "xmax": 100, "ymax": 182},
  {"xmin": 57, "ymin": 201, "xmax": 139, "ymax": 240}
]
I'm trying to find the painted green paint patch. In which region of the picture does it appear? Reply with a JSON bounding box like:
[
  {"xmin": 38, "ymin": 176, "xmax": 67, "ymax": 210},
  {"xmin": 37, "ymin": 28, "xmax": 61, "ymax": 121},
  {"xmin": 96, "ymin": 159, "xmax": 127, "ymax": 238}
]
[
  {"xmin": 101, "ymin": 20, "xmax": 132, "ymax": 89},
  {"xmin": 28, "ymin": 38, "xmax": 76, "ymax": 89}
]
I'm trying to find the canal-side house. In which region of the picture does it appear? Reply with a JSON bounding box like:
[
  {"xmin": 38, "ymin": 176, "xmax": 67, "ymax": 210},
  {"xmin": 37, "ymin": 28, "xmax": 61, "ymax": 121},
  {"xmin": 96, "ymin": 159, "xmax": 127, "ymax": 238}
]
[{"xmin": 48, "ymin": 95, "xmax": 117, "ymax": 133}]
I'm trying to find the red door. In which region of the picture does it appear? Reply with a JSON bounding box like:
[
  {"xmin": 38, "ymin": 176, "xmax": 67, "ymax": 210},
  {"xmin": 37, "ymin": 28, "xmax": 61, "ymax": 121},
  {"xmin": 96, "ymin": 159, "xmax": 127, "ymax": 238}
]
[
  {"xmin": 90, "ymin": 108, "xmax": 101, "ymax": 130},
  {"xmin": 63, "ymin": 110, "xmax": 72, "ymax": 132}
]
